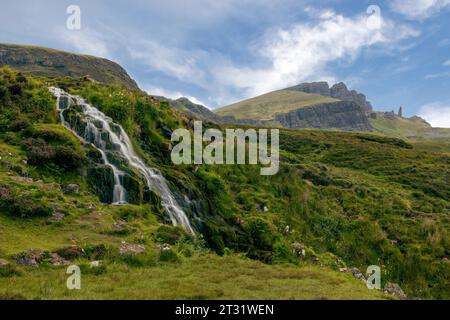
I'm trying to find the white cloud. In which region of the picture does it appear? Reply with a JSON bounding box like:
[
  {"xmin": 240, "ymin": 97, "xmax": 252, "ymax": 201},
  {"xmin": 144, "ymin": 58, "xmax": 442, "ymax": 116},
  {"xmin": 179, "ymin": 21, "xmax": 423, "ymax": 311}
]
[
  {"xmin": 418, "ymin": 102, "xmax": 450, "ymax": 127},
  {"xmin": 444, "ymin": 59, "xmax": 450, "ymax": 66},
  {"xmin": 54, "ymin": 28, "xmax": 110, "ymax": 58},
  {"xmin": 425, "ymin": 71, "xmax": 450, "ymax": 79},
  {"xmin": 145, "ymin": 86, "xmax": 208, "ymax": 108},
  {"xmin": 128, "ymin": 41, "xmax": 207, "ymax": 87},
  {"xmin": 391, "ymin": 0, "xmax": 450, "ymax": 19},
  {"xmin": 126, "ymin": 9, "xmax": 419, "ymax": 106},
  {"xmin": 210, "ymin": 10, "xmax": 418, "ymax": 102}
]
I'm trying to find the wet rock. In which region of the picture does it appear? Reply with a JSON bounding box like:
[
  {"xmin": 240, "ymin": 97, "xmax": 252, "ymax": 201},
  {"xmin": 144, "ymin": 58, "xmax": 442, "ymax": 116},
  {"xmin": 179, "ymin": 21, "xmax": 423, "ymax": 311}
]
[
  {"xmin": 62, "ymin": 184, "xmax": 79, "ymax": 194},
  {"xmin": 88, "ymin": 165, "xmax": 115, "ymax": 203},
  {"xmin": 161, "ymin": 126, "xmax": 173, "ymax": 139},
  {"xmin": 122, "ymin": 174, "xmax": 143, "ymax": 204},
  {"xmin": 384, "ymin": 282, "xmax": 407, "ymax": 299},
  {"xmin": 15, "ymin": 249, "xmax": 46, "ymax": 266},
  {"xmin": 119, "ymin": 243, "xmax": 146, "ymax": 255}
]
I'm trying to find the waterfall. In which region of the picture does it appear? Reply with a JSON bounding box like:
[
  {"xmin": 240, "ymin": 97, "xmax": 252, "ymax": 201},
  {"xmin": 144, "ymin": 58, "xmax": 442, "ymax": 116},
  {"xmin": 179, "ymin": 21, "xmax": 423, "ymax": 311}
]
[{"xmin": 49, "ymin": 87, "xmax": 194, "ymax": 234}]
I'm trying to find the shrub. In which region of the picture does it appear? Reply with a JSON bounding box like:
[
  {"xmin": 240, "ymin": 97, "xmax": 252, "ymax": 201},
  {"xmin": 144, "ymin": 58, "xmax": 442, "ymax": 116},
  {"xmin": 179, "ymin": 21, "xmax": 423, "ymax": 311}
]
[
  {"xmin": 159, "ymin": 249, "xmax": 179, "ymax": 262},
  {"xmin": 0, "ymin": 264, "xmax": 21, "ymax": 278},
  {"xmin": 118, "ymin": 253, "xmax": 158, "ymax": 267},
  {"xmin": 155, "ymin": 225, "xmax": 188, "ymax": 244},
  {"xmin": 0, "ymin": 185, "xmax": 53, "ymax": 218}
]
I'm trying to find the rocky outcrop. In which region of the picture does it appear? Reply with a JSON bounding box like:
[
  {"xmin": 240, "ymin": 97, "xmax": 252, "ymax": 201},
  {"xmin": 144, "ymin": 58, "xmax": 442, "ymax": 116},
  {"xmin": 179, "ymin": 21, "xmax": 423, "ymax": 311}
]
[
  {"xmin": 0, "ymin": 43, "xmax": 138, "ymax": 89},
  {"xmin": 288, "ymin": 81, "xmax": 331, "ymax": 97},
  {"xmin": 275, "ymin": 101, "xmax": 372, "ymax": 131},
  {"xmin": 288, "ymin": 82, "xmax": 373, "ymax": 113},
  {"xmin": 384, "ymin": 282, "xmax": 407, "ymax": 299}
]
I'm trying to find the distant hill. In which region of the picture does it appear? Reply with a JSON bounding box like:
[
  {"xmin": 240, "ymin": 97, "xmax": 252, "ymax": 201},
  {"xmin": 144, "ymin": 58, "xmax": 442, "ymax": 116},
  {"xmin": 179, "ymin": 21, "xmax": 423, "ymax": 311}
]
[
  {"xmin": 370, "ymin": 111, "xmax": 450, "ymax": 151},
  {"xmin": 0, "ymin": 43, "xmax": 138, "ymax": 89},
  {"xmin": 215, "ymin": 89, "xmax": 337, "ymax": 121},
  {"xmin": 288, "ymin": 81, "xmax": 373, "ymax": 113},
  {"xmin": 214, "ymin": 83, "xmax": 374, "ymax": 131}
]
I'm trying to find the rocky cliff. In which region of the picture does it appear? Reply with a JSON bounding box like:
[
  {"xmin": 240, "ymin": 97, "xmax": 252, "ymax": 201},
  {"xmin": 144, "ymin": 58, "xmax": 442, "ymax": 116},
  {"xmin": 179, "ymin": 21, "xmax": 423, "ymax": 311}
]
[
  {"xmin": 0, "ymin": 43, "xmax": 138, "ymax": 89},
  {"xmin": 288, "ymin": 82, "xmax": 373, "ymax": 113},
  {"xmin": 275, "ymin": 101, "xmax": 372, "ymax": 131}
]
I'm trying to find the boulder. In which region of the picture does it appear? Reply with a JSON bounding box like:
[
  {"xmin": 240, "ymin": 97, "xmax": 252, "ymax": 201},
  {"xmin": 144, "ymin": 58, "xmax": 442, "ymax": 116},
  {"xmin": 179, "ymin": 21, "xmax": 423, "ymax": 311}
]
[
  {"xmin": 339, "ymin": 267, "xmax": 366, "ymax": 281},
  {"xmin": 63, "ymin": 184, "xmax": 79, "ymax": 194},
  {"xmin": 384, "ymin": 282, "xmax": 407, "ymax": 299},
  {"xmin": 111, "ymin": 220, "xmax": 129, "ymax": 233},
  {"xmin": 157, "ymin": 243, "xmax": 172, "ymax": 252},
  {"xmin": 119, "ymin": 243, "xmax": 146, "ymax": 255},
  {"xmin": 15, "ymin": 249, "xmax": 46, "ymax": 266},
  {"xmin": 89, "ymin": 260, "xmax": 103, "ymax": 268},
  {"xmin": 49, "ymin": 253, "xmax": 69, "ymax": 266},
  {"xmin": 290, "ymin": 243, "xmax": 306, "ymax": 258}
]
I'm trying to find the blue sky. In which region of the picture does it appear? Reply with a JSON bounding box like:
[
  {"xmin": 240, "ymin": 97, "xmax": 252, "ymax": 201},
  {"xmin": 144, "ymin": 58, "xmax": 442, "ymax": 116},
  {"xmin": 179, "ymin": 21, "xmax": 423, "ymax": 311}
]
[{"xmin": 1, "ymin": 0, "xmax": 450, "ymax": 127}]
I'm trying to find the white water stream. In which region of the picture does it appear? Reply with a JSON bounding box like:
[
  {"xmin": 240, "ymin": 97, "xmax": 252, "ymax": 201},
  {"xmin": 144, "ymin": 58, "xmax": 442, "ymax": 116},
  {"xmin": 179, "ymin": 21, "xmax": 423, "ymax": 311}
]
[{"xmin": 49, "ymin": 87, "xmax": 194, "ymax": 233}]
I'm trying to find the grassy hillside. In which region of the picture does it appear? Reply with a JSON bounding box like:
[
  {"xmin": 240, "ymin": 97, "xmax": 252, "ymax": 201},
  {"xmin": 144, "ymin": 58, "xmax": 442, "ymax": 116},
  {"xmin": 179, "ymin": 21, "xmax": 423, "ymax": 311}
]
[
  {"xmin": 215, "ymin": 89, "xmax": 337, "ymax": 120},
  {"xmin": 370, "ymin": 112, "xmax": 450, "ymax": 152},
  {"xmin": 0, "ymin": 43, "xmax": 138, "ymax": 89},
  {"xmin": 0, "ymin": 67, "xmax": 448, "ymax": 299}
]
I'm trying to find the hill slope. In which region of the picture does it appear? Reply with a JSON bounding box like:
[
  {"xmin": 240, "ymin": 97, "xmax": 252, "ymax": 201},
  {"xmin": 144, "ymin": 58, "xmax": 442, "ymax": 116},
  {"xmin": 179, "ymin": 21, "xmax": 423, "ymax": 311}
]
[
  {"xmin": 215, "ymin": 90, "xmax": 337, "ymax": 121},
  {"xmin": 0, "ymin": 56, "xmax": 449, "ymax": 299},
  {"xmin": 0, "ymin": 43, "xmax": 138, "ymax": 89}
]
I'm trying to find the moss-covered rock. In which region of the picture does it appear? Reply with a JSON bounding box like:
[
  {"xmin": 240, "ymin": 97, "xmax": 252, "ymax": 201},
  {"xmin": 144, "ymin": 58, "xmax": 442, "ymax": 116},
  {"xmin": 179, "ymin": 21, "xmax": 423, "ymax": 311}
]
[
  {"xmin": 88, "ymin": 165, "xmax": 115, "ymax": 203},
  {"xmin": 122, "ymin": 173, "xmax": 143, "ymax": 205}
]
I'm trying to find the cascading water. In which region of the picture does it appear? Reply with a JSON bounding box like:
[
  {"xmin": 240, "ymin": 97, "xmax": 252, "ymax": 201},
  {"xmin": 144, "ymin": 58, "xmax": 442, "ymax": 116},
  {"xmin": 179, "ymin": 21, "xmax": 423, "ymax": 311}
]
[{"xmin": 49, "ymin": 87, "xmax": 194, "ymax": 234}]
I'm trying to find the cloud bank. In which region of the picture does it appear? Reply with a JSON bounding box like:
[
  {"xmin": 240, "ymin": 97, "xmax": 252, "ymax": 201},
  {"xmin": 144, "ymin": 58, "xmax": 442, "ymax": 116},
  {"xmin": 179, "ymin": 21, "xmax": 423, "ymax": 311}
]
[
  {"xmin": 418, "ymin": 101, "xmax": 450, "ymax": 127},
  {"xmin": 391, "ymin": 0, "xmax": 450, "ymax": 19}
]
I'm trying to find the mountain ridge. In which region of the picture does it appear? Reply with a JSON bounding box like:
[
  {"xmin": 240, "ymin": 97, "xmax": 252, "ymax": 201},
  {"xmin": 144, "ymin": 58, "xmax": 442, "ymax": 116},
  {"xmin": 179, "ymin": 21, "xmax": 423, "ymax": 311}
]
[{"xmin": 0, "ymin": 43, "xmax": 139, "ymax": 89}]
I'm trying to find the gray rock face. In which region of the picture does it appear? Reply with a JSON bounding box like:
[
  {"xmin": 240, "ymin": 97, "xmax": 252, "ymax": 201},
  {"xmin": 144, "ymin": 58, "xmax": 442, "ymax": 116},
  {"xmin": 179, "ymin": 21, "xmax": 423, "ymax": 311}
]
[
  {"xmin": 288, "ymin": 82, "xmax": 331, "ymax": 96},
  {"xmin": 288, "ymin": 81, "xmax": 373, "ymax": 113},
  {"xmin": 275, "ymin": 101, "xmax": 372, "ymax": 131}
]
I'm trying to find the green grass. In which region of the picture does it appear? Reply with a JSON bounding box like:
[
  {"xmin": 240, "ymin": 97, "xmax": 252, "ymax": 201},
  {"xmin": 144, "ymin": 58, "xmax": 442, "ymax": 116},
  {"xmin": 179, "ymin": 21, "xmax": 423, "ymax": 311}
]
[
  {"xmin": 0, "ymin": 254, "xmax": 388, "ymax": 300},
  {"xmin": 215, "ymin": 89, "xmax": 337, "ymax": 120},
  {"xmin": 0, "ymin": 67, "xmax": 448, "ymax": 299},
  {"xmin": 370, "ymin": 113, "xmax": 450, "ymax": 149}
]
